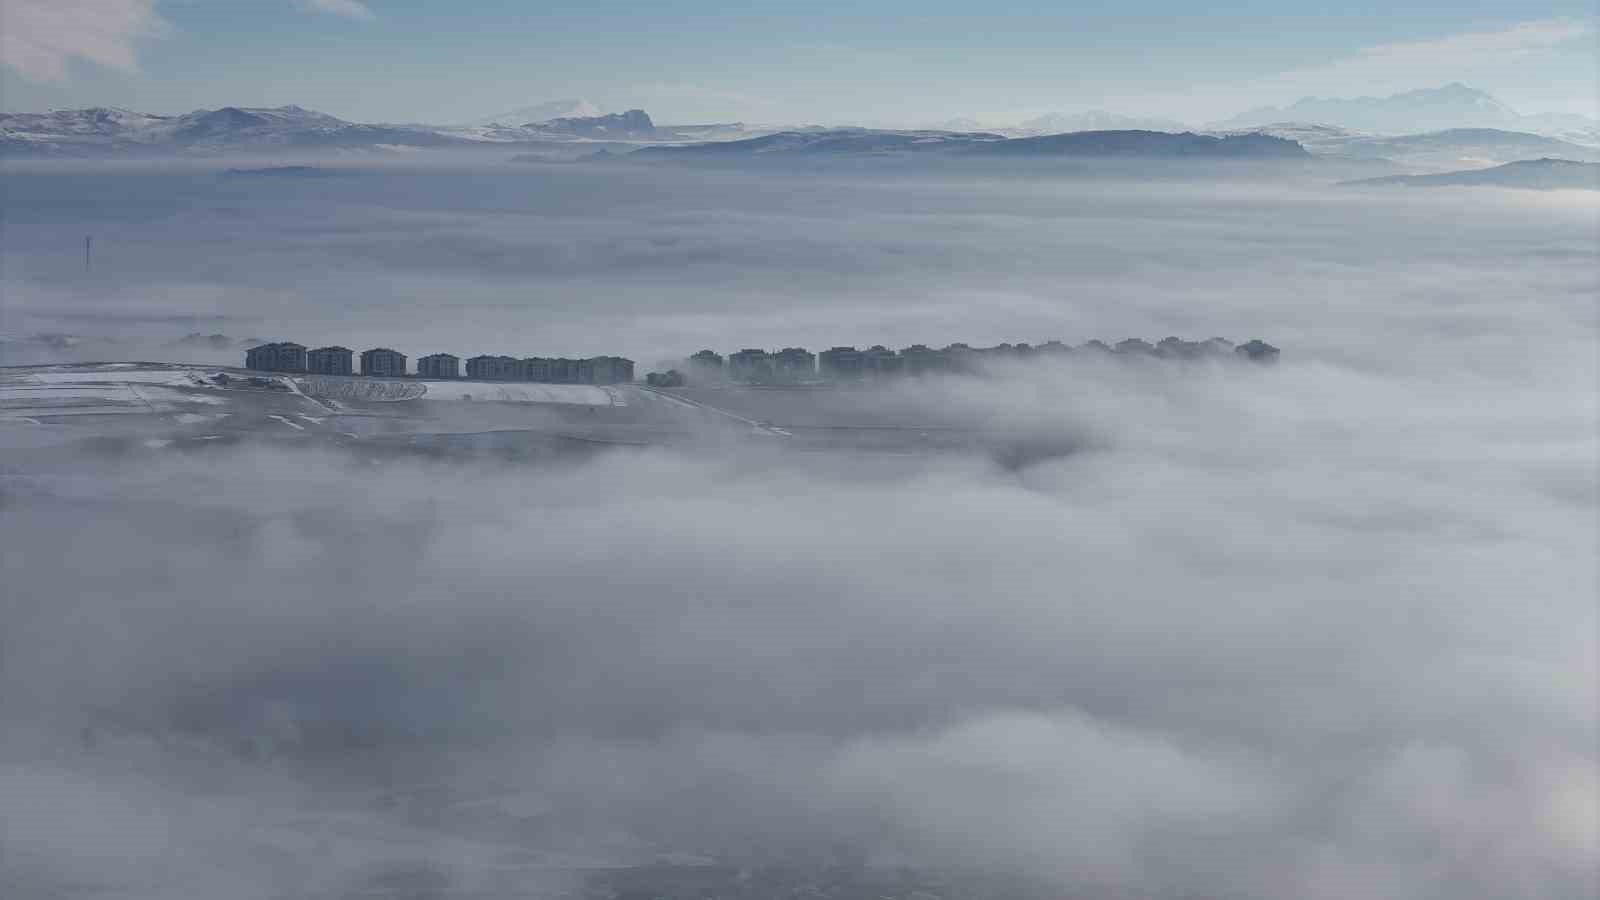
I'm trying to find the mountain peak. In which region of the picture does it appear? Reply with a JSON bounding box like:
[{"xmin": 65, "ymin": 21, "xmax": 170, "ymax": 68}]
[
  {"xmin": 1218, "ymin": 84, "xmax": 1522, "ymax": 134},
  {"xmin": 528, "ymin": 109, "xmax": 655, "ymax": 137},
  {"xmin": 470, "ymin": 99, "xmax": 601, "ymax": 127}
]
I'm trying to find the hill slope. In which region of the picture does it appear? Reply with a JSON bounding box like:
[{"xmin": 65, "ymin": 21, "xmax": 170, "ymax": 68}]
[
  {"xmin": 630, "ymin": 128, "xmax": 1308, "ymax": 163},
  {"xmin": 1341, "ymin": 158, "xmax": 1600, "ymax": 190}
]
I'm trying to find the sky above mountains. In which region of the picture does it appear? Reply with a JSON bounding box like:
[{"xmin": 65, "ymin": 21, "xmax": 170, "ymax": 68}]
[{"xmin": 1, "ymin": 2, "xmax": 1595, "ymax": 127}]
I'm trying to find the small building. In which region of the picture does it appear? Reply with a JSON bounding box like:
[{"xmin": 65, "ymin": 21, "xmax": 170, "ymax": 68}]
[
  {"xmin": 727, "ymin": 348, "xmax": 772, "ymax": 382},
  {"xmin": 547, "ymin": 358, "xmax": 580, "ymax": 383},
  {"xmin": 466, "ymin": 354, "xmax": 521, "ymax": 380},
  {"xmin": 417, "ymin": 353, "xmax": 460, "ymax": 378},
  {"xmin": 1037, "ymin": 340, "xmax": 1071, "ymax": 356},
  {"xmin": 898, "ymin": 344, "xmax": 945, "ymax": 375},
  {"xmin": 862, "ymin": 345, "xmax": 902, "ymax": 377},
  {"xmin": 522, "ymin": 357, "xmax": 552, "ymax": 382},
  {"xmin": 1235, "ymin": 339, "xmax": 1280, "ymax": 364},
  {"xmin": 244, "ymin": 341, "xmax": 307, "ymax": 373},
  {"xmin": 588, "ymin": 356, "xmax": 635, "ymax": 385},
  {"xmin": 772, "ymin": 347, "xmax": 816, "ymax": 379},
  {"xmin": 1156, "ymin": 337, "xmax": 1204, "ymax": 360},
  {"xmin": 818, "ymin": 346, "xmax": 864, "ymax": 379},
  {"xmin": 939, "ymin": 343, "xmax": 981, "ymax": 373},
  {"xmin": 360, "ymin": 347, "xmax": 408, "ymax": 377},
  {"xmin": 689, "ymin": 349, "xmax": 723, "ymax": 370},
  {"xmin": 306, "ymin": 346, "xmax": 354, "ymax": 375}
]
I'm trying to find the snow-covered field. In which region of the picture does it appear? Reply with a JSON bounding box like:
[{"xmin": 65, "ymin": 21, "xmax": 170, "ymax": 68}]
[
  {"xmin": 30, "ymin": 368, "xmax": 220, "ymax": 387},
  {"xmin": 1, "ymin": 365, "xmax": 253, "ymax": 421},
  {"xmin": 414, "ymin": 380, "xmax": 621, "ymax": 406},
  {"xmin": 299, "ymin": 375, "xmax": 621, "ymax": 407}
]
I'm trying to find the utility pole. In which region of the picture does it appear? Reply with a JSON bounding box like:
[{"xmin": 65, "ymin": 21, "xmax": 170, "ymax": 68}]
[{"xmin": 85, "ymin": 235, "xmax": 92, "ymax": 273}]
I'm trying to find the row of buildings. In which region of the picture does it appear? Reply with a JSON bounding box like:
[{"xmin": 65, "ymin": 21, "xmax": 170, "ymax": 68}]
[
  {"xmin": 676, "ymin": 337, "xmax": 1278, "ymax": 383},
  {"xmin": 244, "ymin": 342, "xmax": 635, "ymax": 385}
]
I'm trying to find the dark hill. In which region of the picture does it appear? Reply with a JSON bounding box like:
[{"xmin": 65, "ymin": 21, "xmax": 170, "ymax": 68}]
[
  {"xmin": 1341, "ymin": 158, "xmax": 1600, "ymax": 190},
  {"xmin": 966, "ymin": 130, "xmax": 1309, "ymax": 159}
]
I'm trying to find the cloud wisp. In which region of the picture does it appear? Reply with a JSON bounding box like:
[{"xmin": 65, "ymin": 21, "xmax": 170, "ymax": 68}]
[
  {"xmin": 0, "ymin": 0, "xmax": 165, "ymax": 82},
  {"xmin": 1258, "ymin": 16, "xmax": 1594, "ymax": 99},
  {"xmin": 299, "ymin": 0, "xmax": 375, "ymax": 21}
]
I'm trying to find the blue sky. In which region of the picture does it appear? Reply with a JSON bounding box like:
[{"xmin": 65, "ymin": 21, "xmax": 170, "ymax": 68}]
[{"xmin": 2, "ymin": 1, "xmax": 1595, "ymax": 124}]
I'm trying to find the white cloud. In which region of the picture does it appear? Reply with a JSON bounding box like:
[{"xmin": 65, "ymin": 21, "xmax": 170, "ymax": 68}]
[
  {"xmin": 0, "ymin": 0, "xmax": 165, "ymax": 82},
  {"xmin": 300, "ymin": 0, "xmax": 375, "ymax": 20},
  {"xmin": 0, "ymin": 0, "xmax": 378, "ymax": 84},
  {"xmin": 1264, "ymin": 17, "xmax": 1593, "ymax": 97}
]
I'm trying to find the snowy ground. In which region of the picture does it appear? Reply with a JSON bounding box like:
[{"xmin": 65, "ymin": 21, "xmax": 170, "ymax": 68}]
[{"xmin": 298, "ymin": 374, "xmax": 622, "ymax": 407}]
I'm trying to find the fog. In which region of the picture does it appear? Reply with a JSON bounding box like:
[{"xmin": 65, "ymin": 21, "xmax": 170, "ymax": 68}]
[{"xmin": 1, "ymin": 161, "xmax": 1595, "ymax": 898}]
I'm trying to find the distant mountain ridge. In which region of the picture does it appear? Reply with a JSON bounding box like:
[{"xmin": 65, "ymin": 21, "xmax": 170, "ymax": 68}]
[
  {"xmin": 0, "ymin": 104, "xmax": 762, "ymax": 157},
  {"xmin": 630, "ymin": 128, "xmax": 1007, "ymax": 159},
  {"xmin": 6, "ymin": 96, "xmax": 1578, "ymax": 170},
  {"xmin": 1217, "ymin": 83, "xmax": 1597, "ymax": 137},
  {"xmin": 629, "ymin": 127, "xmax": 1308, "ymax": 162},
  {"xmin": 526, "ymin": 109, "xmax": 655, "ymax": 137},
  {"xmin": 1218, "ymin": 124, "xmax": 1600, "ymax": 170},
  {"xmin": 0, "ymin": 105, "xmax": 467, "ymax": 157},
  {"xmin": 968, "ymin": 130, "xmax": 1307, "ymax": 159}
]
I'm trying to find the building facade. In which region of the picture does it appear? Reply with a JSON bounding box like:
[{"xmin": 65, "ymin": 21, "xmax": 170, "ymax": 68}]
[
  {"xmin": 306, "ymin": 346, "xmax": 354, "ymax": 375},
  {"xmin": 772, "ymin": 347, "xmax": 816, "ymax": 379},
  {"xmin": 688, "ymin": 350, "xmax": 724, "ymax": 379},
  {"xmin": 818, "ymin": 346, "xmax": 864, "ymax": 379},
  {"xmin": 244, "ymin": 342, "xmax": 307, "ymax": 373},
  {"xmin": 588, "ymin": 356, "xmax": 635, "ymax": 385},
  {"xmin": 523, "ymin": 357, "xmax": 552, "ymax": 382},
  {"xmin": 1235, "ymin": 339, "xmax": 1279, "ymax": 363},
  {"xmin": 727, "ymin": 348, "xmax": 772, "ymax": 382},
  {"xmin": 466, "ymin": 355, "xmax": 521, "ymax": 380},
  {"xmin": 417, "ymin": 353, "xmax": 460, "ymax": 378},
  {"xmin": 546, "ymin": 358, "xmax": 578, "ymax": 383},
  {"xmin": 360, "ymin": 347, "xmax": 408, "ymax": 377},
  {"xmin": 862, "ymin": 345, "xmax": 902, "ymax": 377}
]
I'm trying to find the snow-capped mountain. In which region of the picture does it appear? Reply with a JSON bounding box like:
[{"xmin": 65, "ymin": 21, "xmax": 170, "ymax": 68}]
[
  {"xmin": 629, "ymin": 127, "xmax": 1306, "ymax": 162},
  {"xmin": 527, "ymin": 109, "xmax": 657, "ymax": 137},
  {"xmin": 0, "ymin": 106, "xmax": 170, "ymax": 138},
  {"xmin": 1215, "ymin": 83, "xmax": 1594, "ymax": 136},
  {"xmin": 1012, "ymin": 111, "xmax": 1190, "ymax": 135},
  {"xmin": 0, "ymin": 103, "xmax": 783, "ymax": 158},
  {"xmin": 0, "ymin": 104, "xmax": 471, "ymax": 157},
  {"xmin": 1216, "ymin": 123, "xmax": 1600, "ymax": 170},
  {"xmin": 921, "ymin": 111, "xmax": 1193, "ymax": 137},
  {"xmin": 630, "ymin": 128, "xmax": 1008, "ymax": 159},
  {"xmin": 467, "ymin": 99, "xmax": 602, "ymax": 127}
]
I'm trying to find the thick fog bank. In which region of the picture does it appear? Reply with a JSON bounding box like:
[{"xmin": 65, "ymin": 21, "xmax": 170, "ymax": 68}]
[
  {"xmin": 2, "ymin": 163, "xmax": 1594, "ymax": 371},
  {"xmin": 1, "ymin": 163, "xmax": 1595, "ymax": 898},
  {"xmin": 3, "ymin": 343, "xmax": 1595, "ymax": 898}
]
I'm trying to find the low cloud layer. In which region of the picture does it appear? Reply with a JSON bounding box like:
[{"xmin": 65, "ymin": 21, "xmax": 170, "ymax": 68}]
[{"xmin": 1, "ymin": 163, "xmax": 1595, "ymax": 898}]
